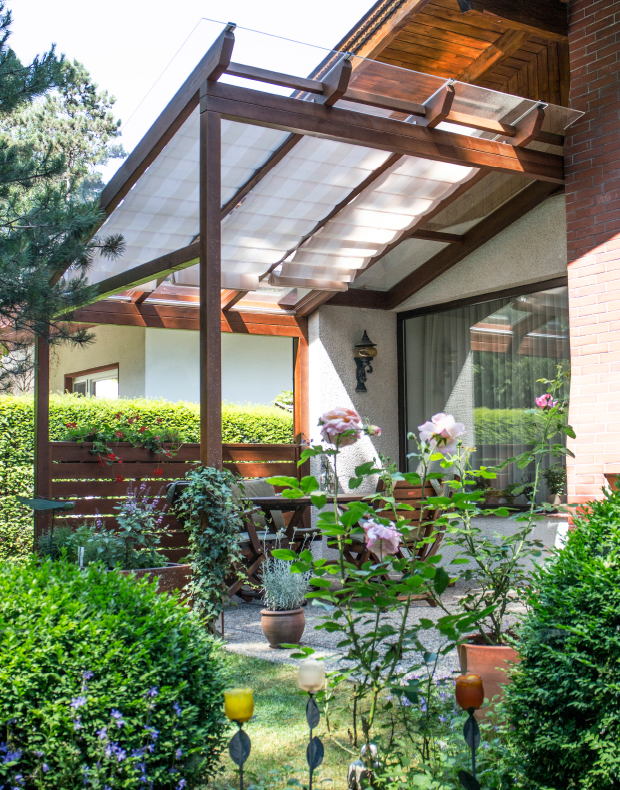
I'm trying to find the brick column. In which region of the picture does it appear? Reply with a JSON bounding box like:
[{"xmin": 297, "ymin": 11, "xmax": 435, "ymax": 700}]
[{"xmin": 565, "ymin": 0, "xmax": 620, "ymax": 505}]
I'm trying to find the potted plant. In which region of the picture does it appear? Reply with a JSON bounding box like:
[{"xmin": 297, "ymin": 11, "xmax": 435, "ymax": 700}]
[
  {"xmin": 37, "ymin": 483, "xmax": 190, "ymax": 593},
  {"xmin": 260, "ymin": 550, "xmax": 311, "ymax": 648},
  {"xmin": 428, "ymin": 371, "xmax": 574, "ymax": 709},
  {"xmin": 543, "ymin": 463, "xmax": 567, "ymax": 506}
]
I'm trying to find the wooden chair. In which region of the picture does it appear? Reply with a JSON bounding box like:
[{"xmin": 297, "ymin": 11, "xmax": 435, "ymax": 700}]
[{"xmin": 343, "ymin": 479, "xmax": 446, "ymax": 606}]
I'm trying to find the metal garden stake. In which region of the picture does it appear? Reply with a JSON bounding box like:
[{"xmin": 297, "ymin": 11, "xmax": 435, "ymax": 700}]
[
  {"xmin": 224, "ymin": 689, "xmax": 254, "ymax": 790},
  {"xmin": 455, "ymin": 673, "xmax": 485, "ymax": 790},
  {"xmin": 298, "ymin": 659, "xmax": 326, "ymax": 790}
]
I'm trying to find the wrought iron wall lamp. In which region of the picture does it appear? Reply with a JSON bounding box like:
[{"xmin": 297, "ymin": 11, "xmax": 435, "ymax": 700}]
[{"xmin": 354, "ymin": 331, "xmax": 377, "ymax": 393}]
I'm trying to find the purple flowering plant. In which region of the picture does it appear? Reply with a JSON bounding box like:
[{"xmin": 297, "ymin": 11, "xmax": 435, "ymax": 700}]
[{"xmin": 0, "ymin": 560, "xmax": 227, "ymax": 789}]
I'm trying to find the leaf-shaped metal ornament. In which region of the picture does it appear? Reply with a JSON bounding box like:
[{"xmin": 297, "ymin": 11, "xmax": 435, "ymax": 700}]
[
  {"xmin": 306, "ymin": 696, "xmax": 320, "ymax": 729},
  {"xmin": 463, "ymin": 715, "xmax": 480, "ymax": 751},
  {"xmin": 306, "ymin": 736, "xmax": 324, "ymax": 769},
  {"xmin": 229, "ymin": 729, "xmax": 251, "ymax": 767},
  {"xmin": 458, "ymin": 770, "xmax": 481, "ymax": 790}
]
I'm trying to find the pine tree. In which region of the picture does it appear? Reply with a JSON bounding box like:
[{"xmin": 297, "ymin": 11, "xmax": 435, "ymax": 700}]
[{"xmin": 0, "ymin": 3, "xmax": 125, "ymax": 390}]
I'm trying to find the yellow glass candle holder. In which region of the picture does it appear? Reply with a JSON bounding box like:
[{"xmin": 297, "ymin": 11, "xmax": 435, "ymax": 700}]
[{"xmin": 224, "ymin": 688, "xmax": 254, "ymax": 723}]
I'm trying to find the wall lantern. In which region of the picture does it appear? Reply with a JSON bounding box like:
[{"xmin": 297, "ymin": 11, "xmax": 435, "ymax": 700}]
[{"xmin": 354, "ymin": 330, "xmax": 377, "ymax": 393}]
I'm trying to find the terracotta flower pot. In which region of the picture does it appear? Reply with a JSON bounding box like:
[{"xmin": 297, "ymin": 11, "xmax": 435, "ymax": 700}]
[
  {"xmin": 260, "ymin": 608, "xmax": 305, "ymax": 649},
  {"xmin": 458, "ymin": 634, "xmax": 519, "ymax": 717}
]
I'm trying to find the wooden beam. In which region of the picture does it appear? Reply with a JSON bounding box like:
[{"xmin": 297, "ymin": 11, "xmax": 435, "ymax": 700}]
[
  {"xmin": 92, "ymin": 243, "xmax": 200, "ymax": 302},
  {"xmin": 201, "ymin": 81, "xmax": 564, "ymax": 183},
  {"xmin": 199, "ymin": 105, "xmax": 222, "ymax": 469},
  {"xmin": 424, "ymin": 83, "xmax": 455, "ymax": 128},
  {"xmin": 507, "ymin": 105, "xmax": 546, "ymax": 148},
  {"xmin": 226, "ymin": 62, "xmax": 323, "ymax": 94},
  {"xmin": 384, "ymin": 180, "xmax": 559, "ymax": 309},
  {"xmin": 293, "ymin": 290, "xmax": 336, "ymax": 317},
  {"xmin": 220, "ymin": 133, "xmax": 303, "ymax": 218},
  {"xmin": 293, "ymin": 336, "xmax": 309, "ymax": 445},
  {"xmin": 458, "ymin": 29, "xmax": 529, "ymax": 83},
  {"xmin": 66, "ymin": 300, "xmax": 308, "ymax": 337},
  {"xmin": 34, "ymin": 337, "xmax": 51, "ymax": 545},
  {"xmin": 409, "ymin": 229, "xmax": 463, "ymax": 243},
  {"xmin": 321, "ymin": 57, "xmax": 353, "ymax": 106},
  {"xmin": 220, "ymin": 289, "xmax": 248, "ymax": 310},
  {"xmin": 100, "ymin": 28, "xmax": 235, "ymax": 216}
]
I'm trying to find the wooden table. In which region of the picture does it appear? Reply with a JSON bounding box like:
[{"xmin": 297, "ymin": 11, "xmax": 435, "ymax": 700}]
[{"xmin": 248, "ymin": 493, "xmax": 363, "ymax": 546}]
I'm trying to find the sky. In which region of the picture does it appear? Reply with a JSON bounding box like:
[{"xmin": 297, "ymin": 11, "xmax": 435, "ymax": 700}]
[{"xmin": 10, "ymin": 0, "xmax": 374, "ymax": 180}]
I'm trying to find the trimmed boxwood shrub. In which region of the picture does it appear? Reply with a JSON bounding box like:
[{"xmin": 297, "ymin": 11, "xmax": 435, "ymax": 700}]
[
  {"xmin": 505, "ymin": 486, "xmax": 620, "ymax": 789},
  {"xmin": 0, "ymin": 559, "xmax": 228, "ymax": 789},
  {"xmin": 0, "ymin": 395, "xmax": 293, "ymax": 560}
]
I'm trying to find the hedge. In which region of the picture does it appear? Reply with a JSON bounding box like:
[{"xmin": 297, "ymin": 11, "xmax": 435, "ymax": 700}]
[
  {"xmin": 0, "ymin": 394, "xmax": 293, "ymax": 561},
  {"xmin": 474, "ymin": 407, "xmax": 551, "ymax": 445}
]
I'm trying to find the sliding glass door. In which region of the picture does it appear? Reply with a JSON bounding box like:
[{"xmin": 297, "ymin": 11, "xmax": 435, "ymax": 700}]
[{"xmin": 401, "ymin": 286, "xmax": 570, "ymax": 499}]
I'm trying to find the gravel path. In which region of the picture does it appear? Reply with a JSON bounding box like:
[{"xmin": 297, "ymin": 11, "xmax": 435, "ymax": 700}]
[{"xmin": 220, "ymin": 586, "xmax": 525, "ymax": 677}]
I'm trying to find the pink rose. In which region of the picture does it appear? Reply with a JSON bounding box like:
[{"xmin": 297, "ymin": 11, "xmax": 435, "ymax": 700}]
[
  {"xmin": 319, "ymin": 407, "xmax": 363, "ymax": 447},
  {"xmin": 363, "ymin": 518, "xmax": 402, "ymax": 560},
  {"xmin": 418, "ymin": 412, "xmax": 466, "ymax": 454},
  {"xmin": 365, "ymin": 424, "xmax": 382, "ymax": 437},
  {"xmin": 535, "ymin": 393, "xmax": 557, "ymax": 409}
]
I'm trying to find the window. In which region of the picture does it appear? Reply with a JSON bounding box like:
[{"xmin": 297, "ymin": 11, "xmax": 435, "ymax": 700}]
[
  {"xmin": 401, "ymin": 286, "xmax": 570, "ymax": 498},
  {"xmin": 65, "ymin": 365, "xmax": 119, "ymax": 399}
]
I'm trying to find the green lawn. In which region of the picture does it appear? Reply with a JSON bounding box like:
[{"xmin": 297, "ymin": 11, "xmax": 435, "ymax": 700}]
[{"xmin": 214, "ymin": 653, "xmax": 361, "ymax": 790}]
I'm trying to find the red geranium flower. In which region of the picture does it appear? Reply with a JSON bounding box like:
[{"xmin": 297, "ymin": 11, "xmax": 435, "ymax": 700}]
[
  {"xmin": 114, "ymin": 412, "xmax": 123, "ymax": 420},
  {"xmin": 154, "ymin": 436, "xmax": 160, "ymax": 442},
  {"xmin": 65, "ymin": 422, "xmax": 77, "ymax": 429},
  {"xmin": 127, "ymin": 417, "xmax": 135, "ymax": 425},
  {"xmin": 153, "ymin": 468, "xmax": 163, "ymax": 476},
  {"xmin": 115, "ymin": 474, "xmax": 125, "ymax": 483},
  {"xmin": 138, "ymin": 426, "xmax": 147, "ymax": 434},
  {"xmin": 115, "ymin": 431, "xmax": 124, "ymax": 438},
  {"xmin": 156, "ymin": 418, "xmax": 162, "ymax": 425}
]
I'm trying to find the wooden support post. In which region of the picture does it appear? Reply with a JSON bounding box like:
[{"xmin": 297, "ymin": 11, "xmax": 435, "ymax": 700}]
[
  {"xmin": 199, "ymin": 101, "xmax": 223, "ymax": 469},
  {"xmin": 293, "ymin": 336, "xmax": 310, "ymax": 482},
  {"xmin": 34, "ymin": 336, "xmax": 51, "ymax": 544}
]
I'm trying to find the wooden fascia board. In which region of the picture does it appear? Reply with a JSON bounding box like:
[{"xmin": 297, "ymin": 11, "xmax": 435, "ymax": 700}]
[
  {"xmin": 66, "ymin": 301, "xmax": 308, "ymax": 338},
  {"xmin": 383, "ymin": 180, "xmax": 559, "ymax": 309},
  {"xmin": 352, "ymin": 0, "xmax": 435, "ymax": 60},
  {"xmin": 466, "ymin": 2, "xmax": 567, "ymax": 42},
  {"xmin": 201, "ymin": 82, "xmax": 564, "ymax": 184},
  {"xmin": 91, "ymin": 243, "xmax": 200, "ymax": 302},
  {"xmin": 99, "ymin": 29, "xmax": 235, "ymax": 215}
]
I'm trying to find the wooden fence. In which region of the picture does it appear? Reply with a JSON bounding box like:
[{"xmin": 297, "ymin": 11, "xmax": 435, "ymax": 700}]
[{"xmin": 47, "ymin": 442, "xmax": 303, "ymax": 563}]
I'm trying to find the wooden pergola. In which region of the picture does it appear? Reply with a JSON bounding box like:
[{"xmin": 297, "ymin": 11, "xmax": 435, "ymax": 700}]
[{"xmin": 34, "ymin": 21, "xmax": 579, "ymax": 509}]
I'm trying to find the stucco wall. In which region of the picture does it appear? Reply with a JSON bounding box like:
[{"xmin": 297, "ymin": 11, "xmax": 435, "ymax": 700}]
[
  {"xmin": 308, "ymin": 305, "xmax": 399, "ymax": 495},
  {"xmin": 397, "ymin": 193, "xmax": 567, "ymax": 312},
  {"xmin": 50, "ymin": 325, "xmax": 146, "ymax": 398},
  {"xmin": 144, "ymin": 329, "xmax": 293, "ymax": 404},
  {"xmin": 51, "ymin": 326, "xmax": 293, "ymax": 404}
]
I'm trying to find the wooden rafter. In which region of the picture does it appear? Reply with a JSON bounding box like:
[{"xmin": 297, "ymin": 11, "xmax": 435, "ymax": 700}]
[
  {"xmin": 293, "ymin": 290, "xmax": 337, "ymax": 317},
  {"xmin": 220, "ymin": 289, "xmax": 248, "ymax": 310},
  {"xmin": 457, "ymin": 28, "xmax": 529, "ymax": 83},
  {"xmin": 100, "ymin": 29, "xmax": 235, "ymax": 216},
  {"xmin": 202, "ymin": 82, "xmax": 564, "ymax": 183}
]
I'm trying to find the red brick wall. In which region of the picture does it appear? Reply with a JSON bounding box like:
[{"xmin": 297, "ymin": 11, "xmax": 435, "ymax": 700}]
[{"xmin": 565, "ymin": 0, "xmax": 620, "ymax": 504}]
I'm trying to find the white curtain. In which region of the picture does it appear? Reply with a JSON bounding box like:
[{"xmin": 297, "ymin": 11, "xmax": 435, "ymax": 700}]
[{"xmin": 403, "ymin": 287, "xmax": 570, "ymax": 499}]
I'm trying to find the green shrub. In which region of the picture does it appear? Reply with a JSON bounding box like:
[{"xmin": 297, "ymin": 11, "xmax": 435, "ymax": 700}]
[
  {"xmin": 0, "ymin": 395, "xmax": 293, "ymax": 561},
  {"xmin": 505, "ymin": 486, "xmax": 620, "ymax": 789},
  {"xmin": 0, "ymin": 559, "xmax": 228, "ymax": 789}
]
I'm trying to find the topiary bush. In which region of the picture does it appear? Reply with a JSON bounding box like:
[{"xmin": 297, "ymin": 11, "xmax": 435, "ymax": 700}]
[
  {"xmin": 0, "ymin": 394, "xmax": 293, "ymax": 561},
  {"xmin": 0, "ymin": 559, "xmax": 228, "ymax": 789},
  {"xmin": 505, "ymin": 486, "xmax": 620, "ymax": 790}
]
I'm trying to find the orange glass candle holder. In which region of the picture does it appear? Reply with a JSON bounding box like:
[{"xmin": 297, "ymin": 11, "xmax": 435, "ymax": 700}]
[{"xmin": 455, "ymin": 673, "xmax": 485, "ymax": 711}]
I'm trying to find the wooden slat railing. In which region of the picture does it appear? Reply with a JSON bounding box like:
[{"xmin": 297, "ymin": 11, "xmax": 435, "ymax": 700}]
[{"xmin": 47, "ymin": 441, "xmax": 301, "ymax": 562}]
